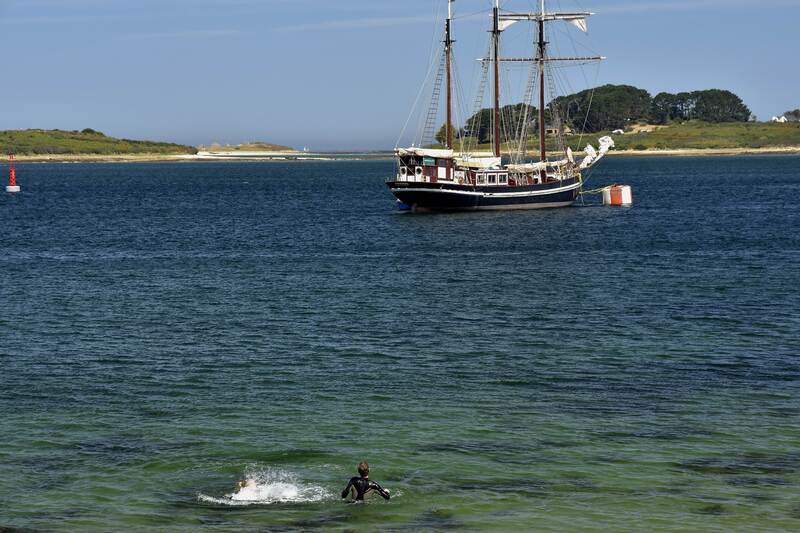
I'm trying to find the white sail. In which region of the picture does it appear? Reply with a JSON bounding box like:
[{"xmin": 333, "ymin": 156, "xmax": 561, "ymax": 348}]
[
  {"xmin": 569, "ymin": 18, "xmax": 588, "ymax": 33},
  {"xmin": 598, "ymin": 136, "xmax": 615, "ymax": 154},
  {"xmin": 498, "ymin": 20, "xmax": 519, "ymax": 31}
]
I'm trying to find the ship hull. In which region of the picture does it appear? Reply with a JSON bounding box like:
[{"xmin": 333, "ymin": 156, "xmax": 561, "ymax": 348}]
[{"xmin": 387, "ymin": 176, "xmax": 581, "ymax": 212}]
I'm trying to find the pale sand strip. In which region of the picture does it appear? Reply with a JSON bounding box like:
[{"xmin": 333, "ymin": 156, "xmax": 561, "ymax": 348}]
[{"xmin": 10, "ymin": 146, "xmax": 800, "ymax": 163}]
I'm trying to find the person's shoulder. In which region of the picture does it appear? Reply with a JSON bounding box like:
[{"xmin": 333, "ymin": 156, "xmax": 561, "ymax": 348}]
[{"xmin": 350, "ymin": 476, "xmax": 361, "ymax": 483}]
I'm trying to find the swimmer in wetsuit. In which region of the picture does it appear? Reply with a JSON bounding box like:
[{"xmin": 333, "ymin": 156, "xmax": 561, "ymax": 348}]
[{"xmin": 341, "ymin": 461, "xmax": 390, "ymax": 502}]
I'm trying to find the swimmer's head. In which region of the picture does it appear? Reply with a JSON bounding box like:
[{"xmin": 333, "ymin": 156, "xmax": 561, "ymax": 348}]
[{"xmin": 357, "ymin": 461, "xmax": 370, "ymax": 478}]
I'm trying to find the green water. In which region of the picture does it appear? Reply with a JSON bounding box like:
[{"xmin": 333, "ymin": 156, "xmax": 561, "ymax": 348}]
[{"xmin": 1, "ymin": 157, "xmax": 799, "ymax": 531}]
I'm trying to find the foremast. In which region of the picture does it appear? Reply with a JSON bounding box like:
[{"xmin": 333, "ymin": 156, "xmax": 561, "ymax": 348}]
[
  {"xmin": 445, "ymin": 0, "xmax": 454, "ymax": 150},
  {"xmin": 537, "ymin": 0, "xmax": 547, "ymax": 181},
  {"xmin": 492, "ymin": 1, "xmax": 501, "ymax": 158}
]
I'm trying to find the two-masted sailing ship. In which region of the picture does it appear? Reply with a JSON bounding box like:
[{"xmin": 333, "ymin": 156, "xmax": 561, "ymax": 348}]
[{"xmin": 387, "ymin": 0, "xmax": 615, "ymax": 211}]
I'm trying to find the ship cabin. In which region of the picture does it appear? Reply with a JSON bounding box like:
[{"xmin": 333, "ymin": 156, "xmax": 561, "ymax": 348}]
[{"xmin": 394, "ymin": 147, "xmax": 565, "ymax": 188}]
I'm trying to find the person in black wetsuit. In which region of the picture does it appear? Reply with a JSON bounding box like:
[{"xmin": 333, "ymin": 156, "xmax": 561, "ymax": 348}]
[{"xmin": 341, "ymin": 461, "xmax": 390, "ymax": 502}]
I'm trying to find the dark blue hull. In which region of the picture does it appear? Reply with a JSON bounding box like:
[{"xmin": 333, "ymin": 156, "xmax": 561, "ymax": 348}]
[{"xmin": 386, "ymin": 177, "xmax": 581, "ymax": 211}]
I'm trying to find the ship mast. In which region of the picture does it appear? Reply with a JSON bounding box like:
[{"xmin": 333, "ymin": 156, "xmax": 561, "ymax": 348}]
[
  {"xmin": 495, "ymin": 3, "xmax": 602, "ymax": 176},
  {"xmin": 492, "ymin": 0, "xmax": 502, "ymax": 158},
  {"xmin": 445, "ymin": 0, "xmax": 454, "ymax": 150},
  {"xmin": 538, "ymin": 0, "xmax": 547, "ymax": 180}
]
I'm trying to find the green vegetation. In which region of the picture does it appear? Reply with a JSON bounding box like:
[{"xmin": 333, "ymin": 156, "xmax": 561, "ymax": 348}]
[
  {"xmin": 0, "ymin": 129, "xmax": 197, "ymax": 155},
  {"xmin": 604, "ymin": 121, "xmax": 800, "ymax": 151},
  {"xmin": 554, "ymin": 84, "xmax": 653, "ymax": 132},
  {"xmin": 455, "ymin": 103, "xmax": 545, "ymax": 145},
  {"xmin": 650, "ymin": 90, "xmax": 751, "ymax": 124},
  {"xmin": 439, "ymin": 85, "xmax": 757, "ymax": 142},
  {"xmin": 200, "ymin": 142, "xmax": 295, "ymax": 152},
  {"xmin": 432, "ymin": 85, "xmax": 800, "ymax": 152},
  {"xmin": 784, "ymin": 109, "xmax": 800, "ymax": 122},
  {"xmin": 441, "ymin": 121, "xmax": 800, "ymax": 153}
]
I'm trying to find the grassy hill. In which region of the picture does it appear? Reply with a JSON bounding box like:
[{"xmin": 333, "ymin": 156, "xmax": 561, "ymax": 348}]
[
  {"xmin": 0, "ymin": 129, "xmax": 197, "ymax": 156},
  {"xmin": 605, "ymin": 121, "xmax": 800, "ymax": 151},
  {"xmin": 200, "ymin": 142, "xmax": 296, "ymax": 152},
  {"xmin": 451, "ymin": 122, "xmax": 800, "ymax": 154}
]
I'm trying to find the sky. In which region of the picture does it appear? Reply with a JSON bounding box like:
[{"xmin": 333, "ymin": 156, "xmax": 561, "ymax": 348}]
[{"xmin": 0, "ymin": 0, "xmax": 798, "ymax": 150}]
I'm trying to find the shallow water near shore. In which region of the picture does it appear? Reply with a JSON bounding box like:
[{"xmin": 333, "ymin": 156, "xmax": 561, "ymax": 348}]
[{"xmin": 1, "ymin": 156, "xmax": 799, "ymax": 532}]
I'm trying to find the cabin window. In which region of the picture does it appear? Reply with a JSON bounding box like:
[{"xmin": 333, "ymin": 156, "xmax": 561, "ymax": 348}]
[
  {"xmin": 488, "ymin": 174, "xmax": 497, "ymax": 185},
  {"xmin": 423, "ymin": 157, "xmax": 436, "ymax": 167},
  {"xmin": 437, "ymin": 158, "xmax": 448, "ymax": 167},
  {"xmin": 399, "ymin": 166, "xmax": 408, "ymax": 177},
  {"xmin": 477, "ymin": 174, "xmax": 487, "ymax": 185},
  {"xmin": 499, "ymin": 174, "xmax": 508, "ymax": 185}
]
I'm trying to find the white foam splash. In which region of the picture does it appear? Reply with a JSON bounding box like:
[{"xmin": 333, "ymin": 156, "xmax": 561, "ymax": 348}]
[{"xmin": 198, "ymin": 467, "xmax": 331, "ymax": 506}]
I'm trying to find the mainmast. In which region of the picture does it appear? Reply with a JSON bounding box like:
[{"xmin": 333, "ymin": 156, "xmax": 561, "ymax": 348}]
[
  {"xmin": 492, "ymin": 0, "xmax": 501, "ymax": 158},
  {"xmin": 445, "ymin": 0, "xmax": 454, "ymax": 150},
  {"xmin": 538, "ymin": 0, "xmax": 547, "ymax": 180}
]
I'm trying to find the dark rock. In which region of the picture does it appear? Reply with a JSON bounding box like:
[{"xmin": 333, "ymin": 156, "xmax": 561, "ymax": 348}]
[{"xmin": 697, "ymin": 503, "xmax": 727, "ymax": 515}]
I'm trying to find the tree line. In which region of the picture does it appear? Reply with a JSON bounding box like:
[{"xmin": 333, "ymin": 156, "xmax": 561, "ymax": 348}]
[
  {"xmin": 783, "ymin": 109, "xmax": 800, "ymax": 122},
  {"xmin": 438, "ymin": 84, "xmax": 755, "ymax": 143}
]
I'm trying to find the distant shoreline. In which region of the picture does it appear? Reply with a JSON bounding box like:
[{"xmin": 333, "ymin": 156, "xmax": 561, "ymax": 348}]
[
  {"xmin": 10, "ymin": 152, "xmax": 395, "ymax": 164},
  {"xmin": 609, "ymin": 146, "xmax": 800, "ymax": 157},
  {"xmin": 9, "ymin": 146, "xmax": 800, "ymax": 164}
]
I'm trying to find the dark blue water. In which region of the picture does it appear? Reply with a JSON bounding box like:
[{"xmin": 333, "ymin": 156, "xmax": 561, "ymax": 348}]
[{"xmin": 1, "ymin": 157, "xmax": 799, "ymax": 532}]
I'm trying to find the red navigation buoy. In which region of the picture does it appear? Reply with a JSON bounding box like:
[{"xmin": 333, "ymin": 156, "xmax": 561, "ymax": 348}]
[
  {"xmin": 7, "ymin": 154, "xmax": 20, "ymax": 193},
  {"xmin": 602, "ymin": 185, "xmax": 632, "ymax": 207}
]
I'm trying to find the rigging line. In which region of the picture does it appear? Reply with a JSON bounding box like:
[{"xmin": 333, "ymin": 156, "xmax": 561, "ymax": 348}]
[
  {"xmin": 516, "ymin": 21, "xmax": 539, "ymax": 161},
  {"xmin": 453, "ymin": 7, "xmax": 493, "ymax": 21},
  {"xmin": 417, "ymin": 1, "xmax": 446, "ymax": 145},
  {"xmin": 546, "ymin": 56, "xmax": 571, "ymax": 162},
  {"xmin": 421, "ymin": 48, "xmax": 448, "ymax": 146},
  {"xmin": 514, "ymin": 61, "xmax": 538, "ymax": 163},
  {"xmin": 396, "ymin": 49, "xmax": 441, "ymax": 149},
  {"xmin": 396, "ymin": 1, "xmax": 445, "ymax": 149},
  {"xmin": 451, "ymin": 53, "xmax": 468, "ymax": 153},
  {"xmin": 500, "ymin": 64, "xmax": 517, "ymax": 157},
  {"xmin": 576, "ymin": 63, "xmax": 601, "ymax": 152},
  {"xmin": 555, "ymin": 4, "xmax": 593, "ymax": 96},
  {"xmin": 456, "ymin": 62, "xmax": 469, "ymax": 153},
  {"xmin": 465, "ymin": 40, "xmax": 491, "ymax": 156}
]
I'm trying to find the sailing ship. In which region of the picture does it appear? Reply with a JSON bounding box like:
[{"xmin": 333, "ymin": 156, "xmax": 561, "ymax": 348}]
[{"xmin": 387, "ymin": 0, "xmax": 615, "ymax": 211}]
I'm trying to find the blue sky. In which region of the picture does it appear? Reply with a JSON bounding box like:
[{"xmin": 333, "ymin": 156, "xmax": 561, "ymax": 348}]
[{"xmin": 0, "ymin": 0, "xmax": 797, "ymax": 150}]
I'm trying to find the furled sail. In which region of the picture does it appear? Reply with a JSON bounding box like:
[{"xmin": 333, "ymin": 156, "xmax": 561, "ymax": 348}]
[
  {"xmin": 569, "ymin": 18, "xmax": 588, "ymax": 33},
  {"xmin": 580, "ymin": 137, "xmax": 615, "ymax": 169},
  {"xmin": 498, "ymin": 20, "xmax": 519, "ymax": 31}
]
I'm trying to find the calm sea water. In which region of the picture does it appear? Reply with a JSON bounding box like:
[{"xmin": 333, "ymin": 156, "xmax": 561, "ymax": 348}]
[{"xmin": 1, "ymin": 156, "xmax": 799, "ymax": 532}]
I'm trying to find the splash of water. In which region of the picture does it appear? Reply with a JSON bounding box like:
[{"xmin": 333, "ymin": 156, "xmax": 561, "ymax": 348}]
[{"xmin": 198, "ymin": 467, "xmax": 331, "ymax": 506}]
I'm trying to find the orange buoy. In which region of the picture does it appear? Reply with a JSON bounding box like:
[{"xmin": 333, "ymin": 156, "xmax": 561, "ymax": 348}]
[
  {"xmin": 6, "ymin": 154, "xmax": 20, "ymax": 193},
  {"xmin": 602, "ymin": 185, "xmax": 632, "ymax": 207}
]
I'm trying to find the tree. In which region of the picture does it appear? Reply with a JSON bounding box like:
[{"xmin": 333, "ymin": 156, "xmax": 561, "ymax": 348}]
[
  {"xmin": 500, "ymin": 103, "xmax": 538, "ymax": 136},
  {"xmin": 462, "ymin": 108, "xmax": 494, "ymax": 144},
  {"xmin": 784, "ymin": 109, "xmax": 800, "ymax": 122},
  {"xmin": 650, "ymin": 92, "xmax": 679, "ymax": 124},
  {"xmin": 692, "ymin": 89, "xmax": 751, "ymax": 122},
  {"xmin": 649, "ymin": 90, "xmax": 750, "ymax": 124},
  {"xmin": 554, "ymin": 84, "xmax": 652, "ymax": 132},
  {"xmin": 454, "ymin": 104, "xmax": 539, "ymax": 145},
  {"xmin": 435, "ymin": 123, "xmax": 452, "ymax": 145}
]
